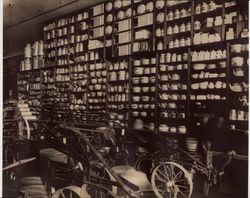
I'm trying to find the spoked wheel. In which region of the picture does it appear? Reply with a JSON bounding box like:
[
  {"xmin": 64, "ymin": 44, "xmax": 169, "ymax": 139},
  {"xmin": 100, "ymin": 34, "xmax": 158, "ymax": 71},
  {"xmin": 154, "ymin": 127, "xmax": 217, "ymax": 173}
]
[
  {"xmin": 52, "ymin": 185, "xmax": 90, "ymax": 198},
  {"xmin": 151, "ymin": 162, "xmax": 193, "ymax": 198}
]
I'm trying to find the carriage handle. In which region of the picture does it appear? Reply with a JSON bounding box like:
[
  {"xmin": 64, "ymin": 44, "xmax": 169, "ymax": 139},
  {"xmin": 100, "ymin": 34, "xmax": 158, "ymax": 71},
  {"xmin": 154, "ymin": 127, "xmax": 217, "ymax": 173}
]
[{"xmin": 60, "ymin": 124, "xmax": 143, "ymax": 198}]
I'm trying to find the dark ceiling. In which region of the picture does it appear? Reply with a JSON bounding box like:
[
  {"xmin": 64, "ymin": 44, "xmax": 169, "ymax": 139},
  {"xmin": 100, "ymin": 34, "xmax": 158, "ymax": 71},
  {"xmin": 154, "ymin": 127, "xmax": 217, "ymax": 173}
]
[{"xmin": 3, "ymin": 0, "xmax": 105, "ymax": 58}]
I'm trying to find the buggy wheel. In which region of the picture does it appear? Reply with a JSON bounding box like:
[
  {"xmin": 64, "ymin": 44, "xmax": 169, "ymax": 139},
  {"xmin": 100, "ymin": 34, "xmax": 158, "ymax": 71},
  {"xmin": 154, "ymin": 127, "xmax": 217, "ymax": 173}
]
[
  {"xmin": 151, "ymin": 162, "xmax": 193, "ymax": 198},
  {"xmin": 52, "ymin": 185, "xmax": 90, "ymax": 198}
]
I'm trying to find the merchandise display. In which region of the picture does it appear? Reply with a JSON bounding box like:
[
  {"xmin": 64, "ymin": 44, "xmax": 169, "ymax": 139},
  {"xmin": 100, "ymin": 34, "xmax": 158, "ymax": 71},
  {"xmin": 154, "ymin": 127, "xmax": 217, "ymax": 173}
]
[
  {"xmin": 15, "ymin": 0, "xmax": 248, "ymax": 135},
  {"xmin": 4, "ymin": 0, "xmax": 249, "ymax": 197}
]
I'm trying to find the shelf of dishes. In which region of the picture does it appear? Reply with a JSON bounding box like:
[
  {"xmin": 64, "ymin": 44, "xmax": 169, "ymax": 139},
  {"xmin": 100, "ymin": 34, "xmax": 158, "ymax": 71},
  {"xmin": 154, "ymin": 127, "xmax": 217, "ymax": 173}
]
[{"xmin": 228, "ymin": 41, "xmax": 249, "ymax": 131}]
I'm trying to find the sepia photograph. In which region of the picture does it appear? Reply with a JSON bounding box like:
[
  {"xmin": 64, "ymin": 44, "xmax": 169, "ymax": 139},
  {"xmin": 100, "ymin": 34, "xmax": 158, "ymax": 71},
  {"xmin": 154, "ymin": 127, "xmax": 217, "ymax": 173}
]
[{"xmin": 2, "ymin": 0, "xmax": 249, "ymax": 197}]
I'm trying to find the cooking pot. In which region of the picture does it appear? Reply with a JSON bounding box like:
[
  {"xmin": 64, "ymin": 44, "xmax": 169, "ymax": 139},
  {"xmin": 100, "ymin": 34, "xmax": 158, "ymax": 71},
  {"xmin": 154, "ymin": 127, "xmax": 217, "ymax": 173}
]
[
  {"xmin": 91, "ymin": 92, "xmax": 96, "ymax": 97},
  {"xmin": 167, "ymin": 65, "xmax": 175, "ymax": 71},
  {"xmin": 233, "ymin": 68, "xmax": 244, "ymax": 76},
  {"xmin": 215, "ymin": 81, "xmax": 223, "ymax": 89},
  {"xmin": 161, "ymin": 112, "xmax": 168, "ymax": 118},
  {"xmin": 142, "ymin": 87, "xmax": 149, "ymax": 93},
  {"xmin": 97, "ymin": 92, "xmax": 103, "ymax": 97},
  {"xmin": 142, "ymin": 96, "xmax": 150, "ymax": 102},
  {"xmin": 96, "ymin": 71, "xmax": 101, "ymax": 77},
  {"xmin": 199, "ymin": 81, "xmax": 208, "ymax": 89},
  {"xmin": 102, "ymin": 70, "xmax": 107, "ymax": 77},
  {"xmin": 94, "ymin": 84, "xmax": 102, "ymax": 90},
  {"xmin": 168, "ymin": 103, "xmax": 177, "ymax": 108},
  {"xmin": 172, "ymin": 73, "xmax": 180, "ymax": 80},
  {"xmin": 159, "ymin": 65, "xmax": 166, "ymax": 72},
  {"xmin": 138, "ymin": 104, "xmax": 144, "ymax": 109},
  {"xmin": 170, "ymin": 83, "xmax": 179, "ymax": 90},
  {"xmin": 161, "ymin": 84, "xmax": 169, "ymax": 91},
  {"xmin": 91, "ymin": 79, "xmax": 97, "ymax": 84},
  {"xmin": 150, "ymin": 86, "xmax": 155, "ymax": 92},
  {"xmin": 117, "ymin": 114, "xmax": 124, "ymax": 120},
  {"xmin": 134, "ymin": 67, "xmax": 144, "ymax": 75},
  {"xmin": 171, "ymin": 94, "xmax": 179, "ymax": 100},
  {"xmin": 207, "ymin": 63, "xmax": 216, "ymax": 69},
  {"xmin": 231, "ymin": 44, "xmax": 242, "ymax": 53},
  {"xmin": 133, "ymin": 96, "xmax": 140, "ymax": 102},
  {"xmin": 151, "ymin": 67, "xmax": 156, "ymax": 73},
  {"xmin": 132, "ymin": 77, "xmax": 140, "ymax": 84},
  {"xmin": 131, "ymin": 104, "xmax": 138, "ymax": 109},
  {"xmin": 179, "ymin": 95, "xmax": 186, "ymax": 100},
  {"xmin": 141, "ymin": 77, "xmax": 149, "ymax": 84},
  {"xmin": 229, "ymin": 83, "xmax": 247, "ymax": 92},
  {"xmin": 134, "ymin": 60, "xmax": 140, "ymax": 66},
  {"xmin": 132, "ymin": 111, "xmax": 139, "ymax": 117},
  {"xmin": 160, "ymin": 74, "xmax": 170, "ymax": 81},
  {"xmin": 97, "ymin": 78, "xmax": 103, "ymax": 83},
  {"xmin": 208, "ymin": 82, "xmax": 215, "ymax": 89},
  {"xmin": 144, "ymin": 68, "xmax": 150, "ymax": 74},
  {"xmin": 89, "ymin": 85, "xmax": 94, "ymax": 91},
  {"xmin": 150, "ymin": 77, "xmax": 156, "ymax": 83},
  {"xmin": 140, "ymin": 111, "xmax": 147, "ymax": 117},
  {"xmin": 192, "ymin": 74, "xmax": 199, "ymax": 79},
  {"xmin": 133, "ymin": 87, "xmax": 141, "ymax": 93},
  {"xmin": 160, "ymin": 93, "xmax": 170, "ymax": 100},
  {"xmin": 133, "ymin": 119, "xmax": 144, "ymax": 129},
  {"xmin": 150, "ymin": 104, "xmax": 155, "ymax": 109},
  {"xmin": 142, "ymin": 58, "xmax": 150, "ymax": 65}
]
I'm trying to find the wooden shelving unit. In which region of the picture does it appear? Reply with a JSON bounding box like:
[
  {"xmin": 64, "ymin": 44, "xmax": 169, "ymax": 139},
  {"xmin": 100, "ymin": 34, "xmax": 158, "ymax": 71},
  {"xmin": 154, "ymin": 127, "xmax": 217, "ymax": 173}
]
[{"xmin": 17, "ymin": 0, "xmax": 248, "ymax": 139}]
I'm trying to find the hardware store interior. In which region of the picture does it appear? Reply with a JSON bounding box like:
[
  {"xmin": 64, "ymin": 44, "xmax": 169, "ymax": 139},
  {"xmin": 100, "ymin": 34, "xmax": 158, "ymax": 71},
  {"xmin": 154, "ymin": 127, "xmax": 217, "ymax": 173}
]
[{"xmin": 3, "ymin": 0, "xmax": 249, "ymax": 197}]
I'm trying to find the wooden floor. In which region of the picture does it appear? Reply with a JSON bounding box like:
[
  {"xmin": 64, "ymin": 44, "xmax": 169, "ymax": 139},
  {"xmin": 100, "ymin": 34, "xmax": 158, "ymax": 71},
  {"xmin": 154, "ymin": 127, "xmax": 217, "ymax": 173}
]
[{"xmin": 3, "ymin": 159, "xmax": 247, "ymax": 198}]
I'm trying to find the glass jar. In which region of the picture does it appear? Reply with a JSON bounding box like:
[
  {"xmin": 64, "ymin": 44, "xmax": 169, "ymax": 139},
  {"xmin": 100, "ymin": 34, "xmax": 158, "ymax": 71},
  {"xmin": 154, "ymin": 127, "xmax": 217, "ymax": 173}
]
[
  {"xmin": 186, "ymin": 37, "xmax": 191, "ymax": 46},
  {"xmin": 180, "ymin": 37, "xmax": 185, "ymax": 47},
  {"xmin": 186, "ymin": 22, "xmax": 191, "ymax": 31},
  {"xmin": 168, "ymin": 11, "xmax": 174, "ymax": 21},
  {"xmin": 174, "ymin": 9, "xmax": 180, "ymax": 19},
  {"xmin": 195, "ymin": 4, "xmax": 201, "ymax": 14},
  {"xmin": 173, "ymin": 24, "xmax": 179, "ymax": 34},
  {"xmin": 169, "ymin": 40, "xmax": 174, "ymax": 49},
  {"xmin": 157, "ymin": 41, "xmax": 163, "ymax": 50},
  {"xmin": 174, "ymin": 39, "xmax": 179, "ymax": 48},
  {"xmin": 201, "ymin": 2, "xmax": 208, "ymax": 13},
  {"xmin": 167, "ymin": 26, "xmax": 173, "ymax": 35},
  {"xmin": 180, "ymin": 23, "xmax": 186, "ymax": 32}
]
